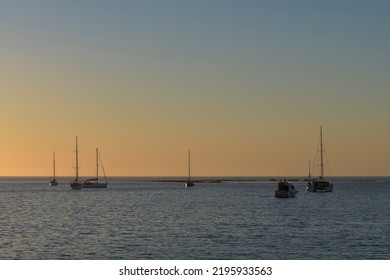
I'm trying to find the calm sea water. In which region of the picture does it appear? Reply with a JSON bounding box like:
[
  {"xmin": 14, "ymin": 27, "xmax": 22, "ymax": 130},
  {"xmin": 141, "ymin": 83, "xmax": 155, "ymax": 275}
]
[{"xmin": 0, "ymin": 177, "xmax": 389, "ymax": 260}]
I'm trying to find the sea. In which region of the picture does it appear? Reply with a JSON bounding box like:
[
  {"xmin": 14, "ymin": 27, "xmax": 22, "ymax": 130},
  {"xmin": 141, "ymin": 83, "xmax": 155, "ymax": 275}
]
[{"xmin": 0, "ymin": 176, "xmax": 389, "ymax": 260}]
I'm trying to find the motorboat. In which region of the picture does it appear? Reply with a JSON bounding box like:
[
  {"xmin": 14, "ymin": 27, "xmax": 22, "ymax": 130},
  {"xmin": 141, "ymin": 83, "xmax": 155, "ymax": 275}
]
[{"xmin": 275, "ymin": 178, "xmax": 298, "ymax": 198}]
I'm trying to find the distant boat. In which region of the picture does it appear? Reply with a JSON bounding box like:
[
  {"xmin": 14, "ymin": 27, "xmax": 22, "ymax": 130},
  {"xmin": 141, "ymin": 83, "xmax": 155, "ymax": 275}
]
[
  {"xmin": 49, "ymin": 151, "xmax": 58, "ymax": 186},
  {"xmin": 70, "ymin": 137, "xmax": 82, "ymax": 190},
  {"xmin": 185, "ymin": 150, "xmax": 194, "ymax": 187},
  {"xmin": 274, "ymin": 178, "xmax": 298, "ymax": 198},
  {"xmin": 306, "ymin": 126, "xmax": 333, "ymax": 192},
  {"xmin": 82, "ymin": 148, "xmax": 108, "ymax": 188}
]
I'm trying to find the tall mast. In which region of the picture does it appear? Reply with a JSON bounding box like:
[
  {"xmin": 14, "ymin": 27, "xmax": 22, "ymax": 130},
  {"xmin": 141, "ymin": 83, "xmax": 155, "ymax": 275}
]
[
  {"xmin": 75, "ymin": 136, "xmax": 79, "ymax": 181},
  {"xmin": 320, "ymin": 126, "xmax": 324, "ymax": 179},
  {"xmin": 188, "ymin": 150, "xmax": 191, "ymax": 181},
  {"xmin": 53, "ymin": 151, "xmax": 56, "ymax": 180}
]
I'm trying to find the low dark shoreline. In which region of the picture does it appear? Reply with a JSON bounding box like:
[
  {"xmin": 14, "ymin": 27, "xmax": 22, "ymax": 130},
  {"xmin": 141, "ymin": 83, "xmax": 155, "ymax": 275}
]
[
  {"xmin": 153, "ymin": 179, "xmax": 225, "ymax": 183},
  {"xmin": 153, "ymin": 178, "xmax": 307, "ymax": 183}
]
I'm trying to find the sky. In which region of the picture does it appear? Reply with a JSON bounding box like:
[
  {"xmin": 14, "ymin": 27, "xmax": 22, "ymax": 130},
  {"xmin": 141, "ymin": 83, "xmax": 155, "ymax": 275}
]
[{"xmin": 1, "ymin": 0, "xmax": 389, "ymax": 177}]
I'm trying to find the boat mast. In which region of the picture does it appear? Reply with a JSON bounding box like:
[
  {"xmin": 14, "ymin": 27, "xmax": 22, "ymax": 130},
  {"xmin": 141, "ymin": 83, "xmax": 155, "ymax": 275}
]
[
  {"xmin": 75, "ymin": 136, "xmax": 79, "ymax": 181},
  {"xmin": 96, "ymin": 148, "xmax": 99, "ymax": 183},
  {"xmin": 188, "ymin": 150, "xmax": 191, "ymax": 181},
  {"xmin": 53, "ymin": 151, "xmax": 56, "ymax": 180},
  {"xmin": 320, "ymin": 126, "xmax": 324, "ymax": 179}
]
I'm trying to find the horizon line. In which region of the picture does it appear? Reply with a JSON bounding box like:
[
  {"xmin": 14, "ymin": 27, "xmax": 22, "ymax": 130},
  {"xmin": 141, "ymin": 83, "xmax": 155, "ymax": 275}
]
[{"xmin": 0, "ymin": 175, "xmax": 389, "ymax": 178}]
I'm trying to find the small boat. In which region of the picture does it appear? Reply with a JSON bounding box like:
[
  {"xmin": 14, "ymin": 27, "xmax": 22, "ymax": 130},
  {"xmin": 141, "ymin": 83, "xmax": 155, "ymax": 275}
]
[
  {"xmin": 274, "ymin": 178, "xmax": 298, "ymax": 198},
  {"xmin": 70, "ymin": 180, "xmax": 82, "ymax": 190},
  {"xmin": 306, "ymin": 126, "xmax": 333, "ymax": 192},
  {"xmin": 70, "ymin": 137, "xmax": 82, "ymax": 190},
  {"xmin": 82, "ymin": 148, "xmax": 108, "ymax": 188},
  {"xmin": 185, "ymin": 150, "xmax": 194, "ymax": 187},
  {"xmin": 49, "ymin": 151, "xmax": 58, "ymax": 186}
]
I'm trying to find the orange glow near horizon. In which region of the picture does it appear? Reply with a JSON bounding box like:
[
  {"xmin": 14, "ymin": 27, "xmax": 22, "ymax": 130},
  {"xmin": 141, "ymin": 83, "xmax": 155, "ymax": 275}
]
[
  {"xmin": 1, "ymin": 123, "xmax": 389, "ymax": 177},
  {"xmin": 1, "ymin": 2, "xmax": 389, "ymax": 177}
]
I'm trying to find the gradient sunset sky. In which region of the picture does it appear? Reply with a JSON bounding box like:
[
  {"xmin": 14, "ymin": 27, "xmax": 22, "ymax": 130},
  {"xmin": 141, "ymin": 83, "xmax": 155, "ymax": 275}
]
[{"xmin": 1, "ymin": 1, "xmax": 389, "ymax": 177}]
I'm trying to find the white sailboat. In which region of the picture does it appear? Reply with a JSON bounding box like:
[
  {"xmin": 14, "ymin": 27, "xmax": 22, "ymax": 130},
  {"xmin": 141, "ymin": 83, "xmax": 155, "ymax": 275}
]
[
  {"xmin": 82, "ymin": 148, "xmax": 108, "ymax": 188},
  {"xmin": 70, "ymin": 136, "xmax": 82, "ymax": 190},
  {"xmin": 306, "ymin": 126, "xmax": 333, "ymax": 192},
  {"xmin": 49, "ymin": 151, "xmax": 58, "ymax": 186},
  {"xmin": 185, "ymin": 150, "xmax": 194, "ymax": 187}
]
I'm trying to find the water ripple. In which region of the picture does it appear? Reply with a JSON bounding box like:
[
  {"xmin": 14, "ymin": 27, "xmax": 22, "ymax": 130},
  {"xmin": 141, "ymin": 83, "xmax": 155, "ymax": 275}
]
[{"xmin": 0, "ymin": 179, "xmax": 389, "ymax": 259}]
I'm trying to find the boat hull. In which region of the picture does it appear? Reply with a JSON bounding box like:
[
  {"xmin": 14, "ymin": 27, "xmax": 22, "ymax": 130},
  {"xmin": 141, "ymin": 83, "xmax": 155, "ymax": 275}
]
[
  {"xmin": 82, "ymin": 182, "xmax": 108, "ymax": 188},
  {"xmin": 274, "ymin": 180, "xmax": 297, "ymax": 198},
  {"xmin": 49, "ymin": 180, "xmax": 58, "ymax": 186},
  {"xmin": 185, "ymin": 181, "xmax": 194, "ymax": 187},
  {"xmin": 274, "ymin": 190, "xmax": 298, "ymax": 198},
  {"xmin": 70, "ymin": 182, "xmax": 82, "ymax": 190},
  {"xmin": 306, "ymin": 180, "xmax": 333, "ymax": 192}
]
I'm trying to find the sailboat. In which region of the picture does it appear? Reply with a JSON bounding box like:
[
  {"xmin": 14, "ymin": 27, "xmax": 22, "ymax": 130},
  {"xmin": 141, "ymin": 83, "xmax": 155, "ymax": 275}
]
[
  {"xmin": 185, "ymin": 150, "xmax": 194, "ymax": 187},
  {"xmin": 70, "ymin": 136, "xmax": 82, "ymax": 190},
  {"xmin": 306, "ymin": 126, "xmax": 333, "ymax": 192},
  {"xmin": 49, "ymin": 151, "xmax": 58, "ymax": 186},
  {"xmin": 82, "ymin": 148, "xmax": 108, "ymax": 188}
]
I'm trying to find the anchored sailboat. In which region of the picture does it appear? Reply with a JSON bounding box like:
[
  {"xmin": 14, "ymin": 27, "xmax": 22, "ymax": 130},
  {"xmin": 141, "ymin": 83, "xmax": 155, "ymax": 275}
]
[
  {"xmin": 49, "ymin": 151, "xmax": 58, "ymax": 186},
  {"xmin": 185, "ymin": 150, "xmax": 194, "ymax": 187},
  {"xmin": 70, "ymin": 137, "xmax": 82, "ymax": 190},
  {"xmin": 82, "ymin": 148, "xmax": 108, "ymax": 188},
  {"xmin": 306, "ymin": 126, "xmax": 333, "ymax": 192}
]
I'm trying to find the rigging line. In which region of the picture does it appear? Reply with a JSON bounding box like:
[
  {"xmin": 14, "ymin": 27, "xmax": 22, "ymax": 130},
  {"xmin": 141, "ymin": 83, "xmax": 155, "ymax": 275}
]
[
  {"xmin": 99, "ymin": 151, "xmax": 108, "ymax": 181},
  {"xmin": 320, "ymin": 133, "xmax": 332, "ymax": 177},
  {"xmin": 323, "ymin": 141, "xmax": 332, "ymax": 176}
]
